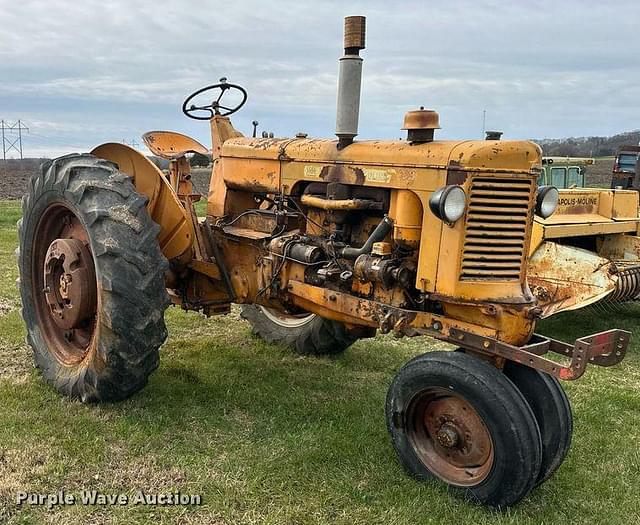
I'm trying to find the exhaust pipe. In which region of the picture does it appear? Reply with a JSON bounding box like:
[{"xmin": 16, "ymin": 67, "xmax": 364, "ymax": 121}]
[{"xmin": 335, "ymin": 16, "xmax": 366, "ymax": 149}]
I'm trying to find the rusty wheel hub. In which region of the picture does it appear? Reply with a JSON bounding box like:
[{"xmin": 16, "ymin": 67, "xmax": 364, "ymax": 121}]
[
  {"xmin": 408, "ymin": 388, "xmax": 494, "ymax": 486},
  {"xmin": 31, "ymin": 204, "xmax": 99, "ymax": 365},
  {"xmin": 43, "ymin": 238, "xmax": 97, "ymax": 330},
  {"xmin": 435, "ymin": 423, "xmax": 459, "ymax": 449}
]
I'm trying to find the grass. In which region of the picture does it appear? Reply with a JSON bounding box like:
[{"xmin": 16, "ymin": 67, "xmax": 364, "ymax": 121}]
[{"xmin": 1, "ymin": 199, "xmax": 639, "ymax": 524}]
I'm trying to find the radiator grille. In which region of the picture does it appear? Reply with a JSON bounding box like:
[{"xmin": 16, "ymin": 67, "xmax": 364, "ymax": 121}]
[{"xmin": 461, "ymin": 176, "xmax": 534, "ymax": 280}]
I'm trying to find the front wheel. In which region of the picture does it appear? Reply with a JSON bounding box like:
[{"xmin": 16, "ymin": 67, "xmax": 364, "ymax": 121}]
[
  {"xmin": 504, "ymin": 361, "xmax": 573, "ymax": 486},
  {"xmin": 240, "ymin": 305, "xmax": 362, "ymax": 355},
  {"xmin": 386, "ymin": 351, "xmax": 543, "ymax": 508},
  {"xmin": 17, "ymin": 154, "xmax": 170, "ymax": 402}
]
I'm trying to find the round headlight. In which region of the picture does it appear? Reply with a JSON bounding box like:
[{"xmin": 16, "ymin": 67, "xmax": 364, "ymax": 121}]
[
  {"xmin": 429, "ymin": 185, "xmax": 467, "ymax": 224},
  {"xmin": 536, "ymin": 185, "xmax": 559, "ymax": 218}
]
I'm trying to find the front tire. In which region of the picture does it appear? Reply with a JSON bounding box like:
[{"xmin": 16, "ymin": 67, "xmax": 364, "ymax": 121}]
[
  {"xmin": 504, "ymin": 362, "xmax": 573, "ymax": 486},
  {"xmin": 386, "ymin": 351, "xmax": 542, "ymax": 508},
  {"xmin": 18, "ymin": 154, "xmax": 170, "ymax": 402}
]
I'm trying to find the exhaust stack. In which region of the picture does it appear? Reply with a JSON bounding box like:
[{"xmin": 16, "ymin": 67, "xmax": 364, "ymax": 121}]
[{"xmin": 335, "ymin": 16, "xmax": 366, "ymax": 148}]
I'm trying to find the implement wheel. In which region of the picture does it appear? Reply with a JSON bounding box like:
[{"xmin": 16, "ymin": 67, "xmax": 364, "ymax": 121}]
[
  {"xmin": 17, "ymin": 154, "xmax": 170, "ymax": 402},
  {"xmin": 386, "ymin": 351, "xmax": 542, "ymax": 508},
  {"xmin": 504, "ymin": 361, "xmax": 573, "ymax": 486},
  {"xmin": 240, "ymin": 305, "xmax": 362, "ymax": 355}
]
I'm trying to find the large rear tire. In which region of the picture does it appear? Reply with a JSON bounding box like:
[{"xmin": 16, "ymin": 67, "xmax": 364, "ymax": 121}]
[
  {"xmin": 17, "ymin": 154, "xmax": 170, "ymax": 402},
  {"xmin": 240, "ymin": 305, "xmax": 361, "ymax": 355},
  {"xmin": 386, "ymin": 351, "xmax": 542, "ymax": 508}
]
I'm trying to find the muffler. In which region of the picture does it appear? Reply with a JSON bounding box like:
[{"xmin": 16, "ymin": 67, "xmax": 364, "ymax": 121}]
[{"xmin": 335, "ymin": 16, "xmax": 366, "ymax": 149}]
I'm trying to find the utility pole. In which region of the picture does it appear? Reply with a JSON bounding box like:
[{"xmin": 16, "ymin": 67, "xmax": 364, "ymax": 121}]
[
  {"xmin": 1, "ymin": 119, "xmax": 29, "ymax": 160},
  {"xmin": 481, "ymin": 110, "xmax": 486, "ymax": 138},
  {"xmin": 1, "ymin": 119, "xmax": 29, "ymax": 174},
  {"xmin": 122, "ymin": 138, "xmax": 139, "ymax": 149}
]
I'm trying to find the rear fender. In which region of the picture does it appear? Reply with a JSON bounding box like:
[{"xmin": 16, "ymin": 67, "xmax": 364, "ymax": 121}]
[{"xmin": 91, "ymin": 143, "xmax": 194, "ymax": 261}]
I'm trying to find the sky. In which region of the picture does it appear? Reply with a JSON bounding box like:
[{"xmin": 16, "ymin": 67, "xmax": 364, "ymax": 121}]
[{"xmin": 0, "ymin": 0, "xmax": 638, "ymax": 157}]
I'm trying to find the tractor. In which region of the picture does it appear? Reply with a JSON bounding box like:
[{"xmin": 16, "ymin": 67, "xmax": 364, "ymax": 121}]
[
  {"xmin": 611, "ymin": 145, "xmax": 639, "ymax": 189},
  {"xmin": 16, "ymin": 16, "xmax": 630, "ymax": 508},
  {"xmin": 525, "ymin": 156, "xmax": 640, "ymax": 316}
]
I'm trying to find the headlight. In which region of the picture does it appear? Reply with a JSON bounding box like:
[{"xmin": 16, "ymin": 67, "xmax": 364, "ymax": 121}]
[
  {"xmin": 429, "ymin": 185, "xmax": 467, "ymax": 224},
  {"xmin": 536, "ymin": 185, "xmax": 559, "ymax": 218}
]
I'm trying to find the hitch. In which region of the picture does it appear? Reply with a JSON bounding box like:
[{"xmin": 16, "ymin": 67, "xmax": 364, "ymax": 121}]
[{"xmin": 450, "ymin": 328, "xmax": 631, "ymax": 380}]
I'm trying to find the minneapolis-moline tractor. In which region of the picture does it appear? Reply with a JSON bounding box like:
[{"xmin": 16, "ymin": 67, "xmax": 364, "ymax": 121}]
[
  {"xmin": 17, "ymin": 17, "xmax": 631, "ymax": 508},
  {"xmin": 527, "ymin": 157, "xmax": 640, "ymax": 316}
]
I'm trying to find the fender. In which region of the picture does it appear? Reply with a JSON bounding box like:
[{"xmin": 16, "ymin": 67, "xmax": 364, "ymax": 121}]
[
  {"xmin": 527, "ymin": 241, "xmax": 616, "ymax": 317},
  {"xmin": 91, "ymin": 143, "xmax": 194, "ymax": 261}
]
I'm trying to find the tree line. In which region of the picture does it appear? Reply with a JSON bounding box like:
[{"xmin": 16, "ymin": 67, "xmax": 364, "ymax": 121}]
[{"xmin": 537, "ymin": 130, "xmax": 640, "ymax": 157}]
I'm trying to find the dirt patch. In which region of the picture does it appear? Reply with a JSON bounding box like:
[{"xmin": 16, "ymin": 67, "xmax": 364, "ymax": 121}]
[
  {"xmin": 587, "ymin": 158, "xmax": 615, "ymax": 187},
  {"xmin": 0, "ymin": 445, "xmax": 53, "ymax": 523},
  {"xmin": 190, "ymin": 168, "xmax": 212, "ymax": 196},
  {"xmin": 0, "ymin": 340, "xmax": 31, "ymax": 384},
  {"xmin": 0, "ymin": 443, "xmax": 233, "ymax": 524},
  {"xmin": 0, "ymin": 159, "xmax": 47, "ymax": 200},
  {"xmin": 0, "ymin": 160, "xmax": 212, "ymax": 201},
  {"xmin": 0, "ymin": 298, "xmax": 16, "ymax": 315}
]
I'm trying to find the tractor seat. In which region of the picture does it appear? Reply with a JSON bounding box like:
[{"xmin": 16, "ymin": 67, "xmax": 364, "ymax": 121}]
[{"xmin": 142, "ymin": 131, "xmax": 210, "ymax": 160}]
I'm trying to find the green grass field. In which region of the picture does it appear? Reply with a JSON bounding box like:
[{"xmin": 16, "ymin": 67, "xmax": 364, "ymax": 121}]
[{"xmin": 1, "ymin": 199, "xmax": 639, "ymax": 524}]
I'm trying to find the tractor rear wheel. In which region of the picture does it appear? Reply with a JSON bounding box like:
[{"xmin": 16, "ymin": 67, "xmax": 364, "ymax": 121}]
[
  {"xmin": 386, "ymin": 351, "xmax": 542, "ymax": 508},
  {"xmin": 17, "ymin": 154, "xmax": 170, "ymax": 402},
  {"xmin": 240, "ymin": 305, "xmax": 360, "ymax": 355},
  {"xmin": 504, "ymin": 361, "xmax": 573, "ymax": 486}
]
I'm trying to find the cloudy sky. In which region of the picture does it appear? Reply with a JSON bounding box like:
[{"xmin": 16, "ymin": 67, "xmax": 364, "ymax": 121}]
[{"xmin": 0, "ymin": 0, "xmax": 638, "ymax": 157}]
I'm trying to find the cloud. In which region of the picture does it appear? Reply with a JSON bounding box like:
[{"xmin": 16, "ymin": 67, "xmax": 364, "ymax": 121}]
[{"xmin": 1, "ymin": 0, "xmax": 638, "ymax": 156}]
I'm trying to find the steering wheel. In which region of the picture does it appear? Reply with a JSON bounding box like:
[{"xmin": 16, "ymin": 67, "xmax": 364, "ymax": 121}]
[{"xmin": 182, "ymin": 78, "xmax": 247, "ymax": 120}]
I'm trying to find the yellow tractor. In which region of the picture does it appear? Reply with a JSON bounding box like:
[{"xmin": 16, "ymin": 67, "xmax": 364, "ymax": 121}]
[
  {"xmin": 528, "ymin": 157, "xmax": 640, "ymax": 316},
  {"xmin": 17, "ymin": 17, "xmax": 630, "ymax": 508}
]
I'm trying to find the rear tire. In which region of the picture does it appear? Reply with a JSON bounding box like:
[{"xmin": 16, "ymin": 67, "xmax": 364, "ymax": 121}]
[
  {"xmin": 240, "ymin": 305, "xmax": 362, "ymax": 355},
  {"xmin": 386, "ymin": 351, "xmax": 542, "ymax": 508},
  {"xmin": 18, "ymin": 154, "xmax": 170, "ymax": 402},
  {"xmin": 504, "ymin": 361, "xmax": 573, "ymax": 486}
]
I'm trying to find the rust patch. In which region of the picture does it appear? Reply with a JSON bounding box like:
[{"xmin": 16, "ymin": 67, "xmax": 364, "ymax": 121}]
[
  {"xmin": 319, "ymin": 165, "xmax": 365, "ymax": 185},
  {"xmin": 446, "ymin": 169, "xmax": 467, "ymax": 185},
  {"xmin": 397, "ymin": 168, "xmax": 417, "ymax": 185},
  {"xmin": 528, "ymin": 241, "xmax": 616, "ymax": 317}
]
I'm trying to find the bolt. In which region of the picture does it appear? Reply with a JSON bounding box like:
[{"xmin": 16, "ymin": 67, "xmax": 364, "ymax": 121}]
[{"xmin": 59, "ymin": 274, "xmax": 72, "ymax": 299}]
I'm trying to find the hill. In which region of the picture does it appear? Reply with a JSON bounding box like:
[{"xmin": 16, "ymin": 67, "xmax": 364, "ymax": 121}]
[{"xmin": 538, "ymin": 130, "xmax": 640, "ymax": 157}]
